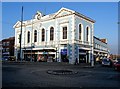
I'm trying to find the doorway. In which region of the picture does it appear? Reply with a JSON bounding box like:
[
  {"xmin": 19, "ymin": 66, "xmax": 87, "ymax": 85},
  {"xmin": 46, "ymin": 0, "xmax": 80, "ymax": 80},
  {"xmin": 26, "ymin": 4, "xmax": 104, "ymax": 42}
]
[
  {"xmin": 79, "ymin": 54, "xmax": 86, "ymax": 63},
  {"xmin": 61, "ymin": 54, "xmax": 69, "ymax": 62}
]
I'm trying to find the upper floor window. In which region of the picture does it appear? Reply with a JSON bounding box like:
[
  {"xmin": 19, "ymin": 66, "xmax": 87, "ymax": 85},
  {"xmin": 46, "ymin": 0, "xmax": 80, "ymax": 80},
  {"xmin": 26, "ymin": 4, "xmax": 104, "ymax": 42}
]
[
  {"xmin": 6, "ymin": 42, "xmax": 9, "ymax": 46},
  {"xmin": 86, "ymin": 27, "xmax": 89, "ymax": 41},
  {"xmin": 10, "ymin": 41, "xmax": 13, "ymax": 44},
  {"xmin": 27, "ymin": 31, "xmax": 30, "ymax": 43},
  {"xmin": 6, "ymin": 48, "xmax": 9, "ymax": 52},
  {"xmin": 79, "ymin": 24, "xmax": 82, "ymax": 40},
  {"xmin": 3, "ymin": 42, "xmax": 6, "ymax": 46},
  {"xmin": 34, "ymin": 30, "xmax": 37, "ymax": 42},
  {"xmin": 18, "ymin": 34, "xmax": 21, "ymax": 43},
  {"xmin": 50, "ymin": 27, "xmax": 54, "ymax": 41},
  {"xmin": 63, "ymin": 27, "xmax": 67, "ymax": 39},
  {"xmin": 42, "ymin": 28, "xmax": 45, "ymax": 41},
  {"xmin": 3, "ymin": 48, "xmax": 6, "ymax": 52}
]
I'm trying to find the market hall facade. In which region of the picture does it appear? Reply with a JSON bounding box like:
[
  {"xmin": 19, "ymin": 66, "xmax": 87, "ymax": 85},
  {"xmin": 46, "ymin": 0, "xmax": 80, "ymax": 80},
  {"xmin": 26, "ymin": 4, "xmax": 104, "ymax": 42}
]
[{"xmin": 13, "ymin": 7, "xmax": 109, "ymax": 64}]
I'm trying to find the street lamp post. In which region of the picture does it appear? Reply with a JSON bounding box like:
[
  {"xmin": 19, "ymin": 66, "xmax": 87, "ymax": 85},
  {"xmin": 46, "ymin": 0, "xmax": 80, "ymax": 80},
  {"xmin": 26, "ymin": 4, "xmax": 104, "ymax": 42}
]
[
  {"xmin": 30, "ymin": 15, "xmax": 34, "ymax": 62},
  {"xmin": 56, "ymin": 47, "xmax": 57, "ymax": 62},
  {"xmin": 52, "ymin": 45, "xmax": 58, "ymax": 62},
  {"xmin": 30, "ymin": 45, "xmax": 32, "ymax": 62},
  {"xmin": 20, "ymin": 6, "xmax": 23, "ymax": 61},
  {"xmin": 23, "ymin": 23, "xmax": 26, "ymax": 61},
  {"xmin": 31, "ymin": 43, "xmax": 34, "ymax": 62}
]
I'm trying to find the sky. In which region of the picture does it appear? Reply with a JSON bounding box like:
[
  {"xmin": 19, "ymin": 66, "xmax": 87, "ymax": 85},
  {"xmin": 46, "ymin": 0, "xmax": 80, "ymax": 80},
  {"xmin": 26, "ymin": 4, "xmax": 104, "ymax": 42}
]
[{"xmin": 1, "ymin": 2, "xmax": 118, "ymax": 54}]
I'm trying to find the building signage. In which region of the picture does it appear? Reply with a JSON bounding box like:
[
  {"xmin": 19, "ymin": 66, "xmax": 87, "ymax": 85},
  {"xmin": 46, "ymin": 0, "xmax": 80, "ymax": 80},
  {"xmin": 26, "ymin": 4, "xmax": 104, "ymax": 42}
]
[
  {"xmin": 61, "ymin": 49, "xmax": 67, "ymax": 55},
  {"xmin": 43, "ymin": 51, "xmax": 48, "ymax": 54},
  {"xmin": 3, "ymin": 52, "xmax": 9, "ymax": 54},
  {"xmin": 79, "ymin": 52, "xmax": 86, "ymax": 55}
]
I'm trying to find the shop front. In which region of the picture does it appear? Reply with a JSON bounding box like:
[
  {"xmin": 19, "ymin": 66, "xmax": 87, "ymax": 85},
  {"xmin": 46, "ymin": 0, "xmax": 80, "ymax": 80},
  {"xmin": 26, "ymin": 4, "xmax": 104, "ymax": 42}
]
[
  {"xmin": 79, "ymin": 49, "xmax": 89, "ymax": 63},
  {"xmin": 23, "ymin": 48, "xmax": 56, "ymax": 62},
  {"xmin": 61, "ymin": 49, "xmax": 69, "ymax": 62}
]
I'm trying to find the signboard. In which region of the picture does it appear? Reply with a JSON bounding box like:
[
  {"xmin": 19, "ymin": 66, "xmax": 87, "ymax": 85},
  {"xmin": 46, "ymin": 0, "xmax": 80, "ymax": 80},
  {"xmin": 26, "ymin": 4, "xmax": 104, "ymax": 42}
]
[
  {"xmin": 61, "ymin": 49, "xmax": 67, "ymax": 55},
  {"xmin": 79, "ymin": 52, "xmax": 86, "ymax": 55},
  {"xmin": 3, "ymin": 52, "xmax": 9, "ymax": 55},
  {"xmin": 43, "ymin": 51, "xmax": 48, "ymax": 54}
]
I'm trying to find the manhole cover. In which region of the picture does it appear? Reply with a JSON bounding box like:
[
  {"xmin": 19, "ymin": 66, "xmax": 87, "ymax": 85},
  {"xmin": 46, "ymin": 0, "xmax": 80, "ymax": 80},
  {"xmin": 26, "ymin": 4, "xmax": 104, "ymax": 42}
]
[{"xmin": 47, "ymin": 70, "xmax": 78, "ymax": 75}]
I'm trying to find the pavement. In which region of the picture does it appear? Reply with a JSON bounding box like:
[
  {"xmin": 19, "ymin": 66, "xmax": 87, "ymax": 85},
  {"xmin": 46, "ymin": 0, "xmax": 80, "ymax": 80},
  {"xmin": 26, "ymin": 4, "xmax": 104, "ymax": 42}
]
[
  {"xmin": 2, "ymin": 61, "xmax": 94, "ymax": 67},
  {"xmin": 2, "ymin": 61, "xmax": 120, "ymax": 88}
]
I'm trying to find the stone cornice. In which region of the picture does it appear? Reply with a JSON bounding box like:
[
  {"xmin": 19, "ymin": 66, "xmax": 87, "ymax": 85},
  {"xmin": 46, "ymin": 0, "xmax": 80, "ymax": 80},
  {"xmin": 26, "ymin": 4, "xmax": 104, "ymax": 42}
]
[
  {"xmin": 74, "ymin": 12, "xmax": 95, "ymax": 23},
  {"xmin": 14, "ymin": 7, "xmax": 95, "ymax": 29}
]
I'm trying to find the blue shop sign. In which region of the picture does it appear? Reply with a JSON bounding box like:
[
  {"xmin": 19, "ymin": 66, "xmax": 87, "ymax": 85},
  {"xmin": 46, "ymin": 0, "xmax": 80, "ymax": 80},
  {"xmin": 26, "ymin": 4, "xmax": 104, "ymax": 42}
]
[
  {"xmin": 61, "ymin": 49, "xmax": 67, "ymax": 55},
  {"xmin": 43, "ymin": 51, "xmax": 48, "ymax": 54}
]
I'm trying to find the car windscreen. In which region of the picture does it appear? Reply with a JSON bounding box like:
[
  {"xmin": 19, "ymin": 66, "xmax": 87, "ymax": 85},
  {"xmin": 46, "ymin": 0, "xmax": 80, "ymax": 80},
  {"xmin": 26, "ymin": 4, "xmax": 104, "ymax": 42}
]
[
  {"xmin": 117, "ymin": 61, "xmax": 120, "ymax": 64},
  {"xmin": 117, "ymin": 59, "xmax": 120, "ymax": 61},
  {"xmin": 102, "ymin": 59, "xmax": 110, "ymax": 62}
]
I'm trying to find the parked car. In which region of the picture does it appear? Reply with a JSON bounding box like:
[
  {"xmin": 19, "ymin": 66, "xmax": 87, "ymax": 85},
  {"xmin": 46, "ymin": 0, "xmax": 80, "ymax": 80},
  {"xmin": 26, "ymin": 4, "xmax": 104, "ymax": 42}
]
[
  {"xmin": 96, "ymin": 58, "xmax": 102, "ymax": 64},
  {"xmin": 2, "ymin": 56, "xmax": 16, "ymax": 61},
  {"xmin": 8, "ymin": 56, "xmax": 16, "ymax": 61},
  {"xmin": 102, "ymin": 58, "xmax": 112, "ymax": 66},
  {"xmin": 113, "ymin": 59, "xmax": 120, "ymax": 71},
  {"xmin": 2, "ymin": 56, "xmax": 9, "ymax": 61}
]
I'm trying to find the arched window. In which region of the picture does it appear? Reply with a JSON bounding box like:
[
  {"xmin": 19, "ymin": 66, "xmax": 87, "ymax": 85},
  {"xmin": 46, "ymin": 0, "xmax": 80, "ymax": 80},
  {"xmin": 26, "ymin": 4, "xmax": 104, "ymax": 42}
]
[
  {"xmin": 50, "ymin": 27, "xmax": 54, "ymax": 41},
  {"xmin": 41, "ymin": 28, "xmax": 45, "ymax": 41},
  {"xmin": 63, "ymin": 26, "xmax": 67, "ymax": 39},
  {"xmin": 34, "ymin": 30, "xmax": 37, "ymax": 42},
  {"xmin": 18, "ymin": 34, "xmax": 21, "ymax": 43},
  {"xmin": 79, "ymin": 24, "xmax": 82, "ymax": 40},
  {"xmin": 86, "ymin": 27, "xmax": 89, "ymax": 41},
  {"xmin": 27, "ymin": 31, "xmax": 30, "ymax": 43}
]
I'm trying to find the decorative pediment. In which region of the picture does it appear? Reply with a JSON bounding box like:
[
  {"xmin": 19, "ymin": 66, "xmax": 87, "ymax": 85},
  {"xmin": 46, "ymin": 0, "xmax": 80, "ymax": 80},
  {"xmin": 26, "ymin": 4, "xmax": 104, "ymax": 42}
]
[
  {"xmin": 54, "ymin": 7, "xmax": 75, "ymax": 18},
  {"xmin": 34, "ymin": 11, "xmax": 44, "ymax": 20},
  {"xmin": 13, "ymin": 21, "xmax": 27, "ymax": 28},
  {"xmin": 13, "ymin": 21, "xmax": 21, "ymax": 28}
]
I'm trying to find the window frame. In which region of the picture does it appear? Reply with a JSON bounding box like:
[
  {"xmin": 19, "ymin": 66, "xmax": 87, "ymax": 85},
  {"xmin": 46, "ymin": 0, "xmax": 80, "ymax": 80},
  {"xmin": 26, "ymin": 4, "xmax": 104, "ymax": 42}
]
[
  {"xmin": 41, "ymin": 28, "xmax": 45, "ymax": 42},
  {"xmin": 79, "ymin": 24, "xmax": 82, "ymax": 40},
  {"xmin": 50, "ymin": 27, "xmax": 54, "ymax": 41},
  {"xmin": 34, "ymin": 30, "xmax": 37, "ymax": 42},
  {"xmin": 27, "ymin": 31, "xmax": 30, "ymax": 43},
  {"xmin": 63, "ymin": 26, "xmax": 67, "ymax": 39},
  {"xmin": 86, "ymin": 26, "xmax": 89, "ymax": 42}
]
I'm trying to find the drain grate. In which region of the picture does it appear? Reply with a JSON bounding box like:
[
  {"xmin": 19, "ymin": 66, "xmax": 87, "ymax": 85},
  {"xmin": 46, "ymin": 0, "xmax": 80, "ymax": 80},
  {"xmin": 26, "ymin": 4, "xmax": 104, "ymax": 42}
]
[{"xmin": 47, "ymin": 70, "xmax": 78, "ymax": 75}]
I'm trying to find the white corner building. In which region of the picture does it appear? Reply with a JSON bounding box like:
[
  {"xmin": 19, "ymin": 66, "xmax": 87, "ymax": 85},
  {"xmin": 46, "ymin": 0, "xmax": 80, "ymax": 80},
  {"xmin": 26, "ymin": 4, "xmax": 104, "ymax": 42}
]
[{"xmin": 13, "ymin": 7, "xmax": 109, "ymax": 64}]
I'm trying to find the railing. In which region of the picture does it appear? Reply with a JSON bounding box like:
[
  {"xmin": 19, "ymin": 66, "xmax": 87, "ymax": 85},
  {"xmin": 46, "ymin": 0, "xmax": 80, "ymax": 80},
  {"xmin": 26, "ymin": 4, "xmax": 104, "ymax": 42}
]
[
  {"xmin": 59, "ymin": 40, "xmax": 69, "ymax": 44},
  {"xmin": 40, "ymin": 42, "xmax": 46, "ymax": 46},
  {"xmin": 38, "ymin": 41, "xmax": 56, "ymax": 47},
  {"xmin": 94, "ymin": 47, "xmax": 109, "ymax": 53},
  {"xmin": 75, "ymin": 40, "xmax": 92, "ymax": 46},
  {"xmin": 19, "ymin": 40, "xmax": 92, "ymax": 48}
]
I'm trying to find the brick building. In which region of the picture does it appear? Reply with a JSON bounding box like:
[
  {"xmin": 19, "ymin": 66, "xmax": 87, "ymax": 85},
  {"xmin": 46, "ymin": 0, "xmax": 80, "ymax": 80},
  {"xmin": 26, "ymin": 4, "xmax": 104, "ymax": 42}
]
[{"xmin": 2, "ymin": 37, "xmax": 15, "ymax": 58}]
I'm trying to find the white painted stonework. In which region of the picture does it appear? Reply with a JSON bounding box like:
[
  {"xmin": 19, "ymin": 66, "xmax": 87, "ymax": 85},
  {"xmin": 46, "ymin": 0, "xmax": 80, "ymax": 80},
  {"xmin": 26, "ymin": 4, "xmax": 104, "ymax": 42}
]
[{"xmin": 13, "ymin": 7, "xmax": 109, "ymax": 64}]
